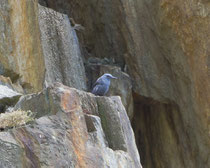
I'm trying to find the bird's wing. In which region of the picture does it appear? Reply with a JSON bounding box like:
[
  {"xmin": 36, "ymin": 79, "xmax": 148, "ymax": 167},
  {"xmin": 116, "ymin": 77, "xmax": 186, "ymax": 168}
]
[
  {"xmin": 91, "ymin": 85, "xmax": 99, "ymax": 94},
  {"xmin": 92, "ymin": 76, "xmax": 103, "ymax": 88}
]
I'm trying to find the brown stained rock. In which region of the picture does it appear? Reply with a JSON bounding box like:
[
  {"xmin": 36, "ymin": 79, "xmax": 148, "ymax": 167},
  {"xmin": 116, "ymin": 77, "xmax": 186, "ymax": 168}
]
[
  {"xmin": 0, "ymin": 83, "xmax": 141, "ymax": 168},
  {"xmin": 0, "ymin": 0, "xmax": 45, "ymax": 93},
  {"xmin": 127, "ymin": 1, "xmax": 210, "ymax": 168},
  {"xmin": 0, "ymin": 0, "xmax": 87, "ymax": 93},
  {"xmin": 59, "ymin": 88, "xmax": 89, "ymax": 168}
]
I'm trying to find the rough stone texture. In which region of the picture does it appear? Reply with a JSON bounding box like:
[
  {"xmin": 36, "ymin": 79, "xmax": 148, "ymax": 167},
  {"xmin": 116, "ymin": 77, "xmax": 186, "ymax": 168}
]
[
  {"xmin": 97, "ymin": 96, "xmax": 140, "ymax": 168},
  {"xmin": 0, "ymin": 75, "xmax": 22, "ymax": 113},
  {"xmin": 38, "ymin": 5, "xmax": 87, "ymax": 90},
  {"xmin": 0, "ymin": 0, "xmax": 45, "ymax": 92},
  {"xmin": 0, "ymin": 85, "xmax": 21, "ymax": 105},
  {"xmin": 0, "ymin": 75, "xmax": 23, "ymax": 94},
  {"xmin": 86, "ymin": 64, "xmax": 134, "ymax": 119},
  {"xmin": 0, "ymin": 132, "xmax": 23, "ymax": 168},
  {"xmin": 0, "ymin": 0, "xmax": 209, "ymax": 167},
  {"xmin": 0, "ymin": 0, "xmax": 86, "ymax": 93},
  {"xmin": 37, "ymin": 0, "xmax": 127, "ymax": 67},
  {"xmin": 0, "ymin": 83, "xmax": 141, "ymax": 168},
  {"xmin": 0, "ymin": 85, "xmax": 21, "ymax": 114},
  {"xmin": 0, "ymin": 75, "xmax": 22, "ymax": 112},
  {"xmin": 39, "ymin": 0, "xmax": 210, "ymax": 167},
  {"xmin": 129, "ymin": 1, "xmax": 210, "ymax": 168}
]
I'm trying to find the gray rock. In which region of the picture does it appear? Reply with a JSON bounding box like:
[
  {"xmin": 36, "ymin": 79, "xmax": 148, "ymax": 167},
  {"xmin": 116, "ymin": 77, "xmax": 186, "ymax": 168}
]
[
  {"xmin": 0, "ymin": 132, "xmax": 23, "ymax": 168},
  {"xmin": 1, "ymin": 83, "xmax": 141, "ymax": 168},
  {"xmin": 38, "ymin": 5, "xmax": 87, "ymax": 91},
  {"xmin": 97, "ymin": 96, "xmax": 141, "ymax": 168},
  {"xmin": 0, "ymin": 85, "xmax": 21, "ymax": 106}
]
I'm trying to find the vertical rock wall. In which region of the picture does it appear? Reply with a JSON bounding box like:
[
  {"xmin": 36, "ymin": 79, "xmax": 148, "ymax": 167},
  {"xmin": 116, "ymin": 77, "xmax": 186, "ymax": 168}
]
[
  {"xmin": 39, "ymin": 5, "xmax": 86, "ymax": 90},
  {"xmin": 0, "ymin": 0, "xmax": 87, "ymax": 93},
  {"xmin": 0, "ymin": 0, "xmax": 45, "ymax": 92}
]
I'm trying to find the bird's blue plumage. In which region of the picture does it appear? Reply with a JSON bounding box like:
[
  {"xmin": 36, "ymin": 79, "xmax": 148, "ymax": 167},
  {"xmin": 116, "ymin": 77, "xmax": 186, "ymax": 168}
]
[{"xmin": 91, "ymin": 73, "xmax": 116, "ymax": 96}]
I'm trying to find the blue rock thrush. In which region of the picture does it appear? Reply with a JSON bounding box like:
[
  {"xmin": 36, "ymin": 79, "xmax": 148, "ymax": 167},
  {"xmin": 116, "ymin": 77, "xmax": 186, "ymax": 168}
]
[{"xmin": 91, "ymin": 73, "xmax": 117, "ymax": 96}]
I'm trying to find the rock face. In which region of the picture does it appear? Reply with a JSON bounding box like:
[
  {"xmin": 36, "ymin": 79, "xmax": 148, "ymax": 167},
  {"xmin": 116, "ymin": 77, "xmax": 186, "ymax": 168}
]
[
  {"xmin": 38, "ymin": 0, "xmax": 210, "ymax": 168},
  {"xmin": 125, "ymin": 1, "xmax": 210, "ymax": 168},
  {"xmin": 0, "ymin": 0, "xmax": 86, "ymax": 93},
  {"xmin": 1, "ymin": 0, "xmax": 209, "ymax": 168},
  {"xmin": 39, "ymin": 5, "xmax": 86, "ymax": 90},
  {"xmin": 0, "ymin": 83, "xmax": 141, "ymax": 168},
  {"xmin": 0, "ymin": 0, "xmax": 45, "ymax": 92}
]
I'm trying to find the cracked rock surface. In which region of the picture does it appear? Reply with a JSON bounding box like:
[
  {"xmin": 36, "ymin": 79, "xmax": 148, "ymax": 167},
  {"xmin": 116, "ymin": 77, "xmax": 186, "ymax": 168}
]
[{"xmin": 0, "ymin": 83, "xmax": 141, "ymax": 168}]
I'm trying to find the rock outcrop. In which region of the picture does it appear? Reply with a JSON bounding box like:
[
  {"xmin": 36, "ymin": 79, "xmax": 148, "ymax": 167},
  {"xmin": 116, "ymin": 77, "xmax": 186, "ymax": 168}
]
[
  {"xmin": 1, "ymin": 0, "xmax": 209, "ymax": 167},
  {"xmin": 0, "ymin": 83, "xmax": 141, "ymax": 168},
  {"xmin": 37, "ymin": 0, "xmax": 210, "ymax": 168},
  {"xmin": 0, "ymin": 0, "xmax": 87, "ymax": 93},
  {"xmin": 39, "ymin": 5, "xmax": 86, "ymax": 90}
]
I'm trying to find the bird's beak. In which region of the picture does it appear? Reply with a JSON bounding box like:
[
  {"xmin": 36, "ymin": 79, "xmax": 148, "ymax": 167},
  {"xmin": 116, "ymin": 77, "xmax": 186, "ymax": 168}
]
[{"xmin": 111, "ymin": 76, "xmax": 117, "ymax": 79}]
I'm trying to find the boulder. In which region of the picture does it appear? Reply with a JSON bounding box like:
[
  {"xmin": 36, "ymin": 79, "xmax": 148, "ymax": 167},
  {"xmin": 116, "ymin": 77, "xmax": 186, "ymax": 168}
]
[
  {"xmin": 0, "ymin": 75, "xmax": 22, "ymax": 112},
  {"xmin": 0, "ymin": 85, "xmax": 21, "ymax": 106},
  {"xmin": 0, "ymin": 83, "xmax": 141, "ymax": 168}
]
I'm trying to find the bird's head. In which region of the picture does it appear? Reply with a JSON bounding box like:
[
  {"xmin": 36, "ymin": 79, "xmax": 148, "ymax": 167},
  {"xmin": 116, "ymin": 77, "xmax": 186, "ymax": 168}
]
[{"xmin": 103, "ymin": 73, "xmax": 117, "ymax": 80}]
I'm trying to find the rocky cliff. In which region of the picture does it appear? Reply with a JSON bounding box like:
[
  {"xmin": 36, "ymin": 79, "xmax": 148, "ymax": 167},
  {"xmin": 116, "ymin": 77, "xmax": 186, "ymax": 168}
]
[
  {"xmin": 0, "ymin": 0, "xmax": 141, "ymax": 167},
  {"xmin": 0, "ymin": 0, "xmax": 209, "ymax": 168},
  {"xmin": 0, "ymin": 83, "xmax": 141, "ymax": 168}
]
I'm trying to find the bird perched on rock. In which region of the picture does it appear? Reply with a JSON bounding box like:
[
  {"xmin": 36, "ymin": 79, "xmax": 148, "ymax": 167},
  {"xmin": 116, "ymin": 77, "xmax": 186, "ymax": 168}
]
[{"xmin": 91, "ymin": 73, "xmax": 117, "ymax": 96}]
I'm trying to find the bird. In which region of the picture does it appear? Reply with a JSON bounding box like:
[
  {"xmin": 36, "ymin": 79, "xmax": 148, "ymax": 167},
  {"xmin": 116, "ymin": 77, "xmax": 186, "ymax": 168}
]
[{"xmin": 91, "ymin": 73, "xmax": 117, "ymax": 96}]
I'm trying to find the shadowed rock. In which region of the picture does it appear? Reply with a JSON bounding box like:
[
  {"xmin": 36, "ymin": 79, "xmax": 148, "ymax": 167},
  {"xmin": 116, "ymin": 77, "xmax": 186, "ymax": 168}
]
[
  {"xmin": 0, "ymin": 85, "xmax": 21, "ymax": 105},
  {"xmin": 0, "ymin": 77, "xmax": 22, "ymax": 113}
]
